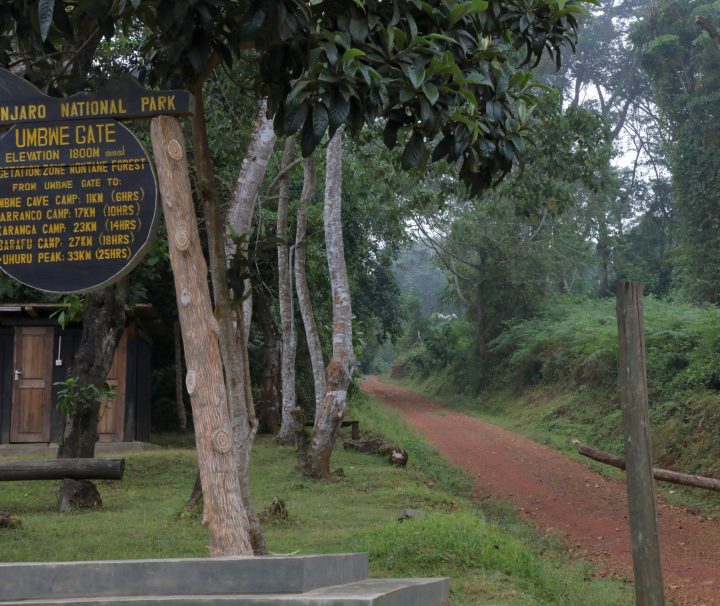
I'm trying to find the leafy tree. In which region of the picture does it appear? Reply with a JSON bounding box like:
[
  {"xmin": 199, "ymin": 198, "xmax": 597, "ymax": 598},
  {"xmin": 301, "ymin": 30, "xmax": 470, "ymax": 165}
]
[
  {"xmin": 612, "ymin": 177, "xmax": 676, "ymax": 296},
  {"xmin": 633, "ymin": 1, "xmax": 720, "ymax": 303},
  {"xmin": 9, "ymin": 0, "xmax": 594, "ymax": 551},
  {"xmin": 404, "ymin": 101, "xmax": 616, "ymax": 387},
  {"xmin": 549, "ymin": 0, "xmax": 674, "ymax": 296}
]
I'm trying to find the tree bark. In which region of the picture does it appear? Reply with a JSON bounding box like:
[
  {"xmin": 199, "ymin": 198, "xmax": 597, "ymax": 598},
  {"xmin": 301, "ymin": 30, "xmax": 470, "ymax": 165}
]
[
  {"xmin": 0, "ymin": 459, "xmax": 124, "ymax": 481},
  {"xmin": 174, "ymin": 320, "xmax": 187, "ymax": 430},
  {"xmin": 254, "ymin": 285, "xmax": 281, "ymax": 435},
  {"xmin": 225, "ymin": 100, "xmax": 277, "ymax": 344},
  {"xmin": 185, "ymin": 470, "xmax": 203, "ymax": 511},
  {"xmin": 151, "ymin": 115, "xmax": 253, "ymax": 556},
  {"xmin": 277, "ymin": 137, "xmax": 299, "ymax": 444},
  {"xmin": 294, "ymin": 157, "xmax": 326, "ymax": 416},
  {"xmin": 306, "ymin": 130, "xmax": 355, "ymax": 479},
  {"xmin": 58, "ymin": 282, "xmax": 128, "ymax": 460},
  {"xmin": 190, "ymin": 85, "xmax": 266, "ymax": 555}
]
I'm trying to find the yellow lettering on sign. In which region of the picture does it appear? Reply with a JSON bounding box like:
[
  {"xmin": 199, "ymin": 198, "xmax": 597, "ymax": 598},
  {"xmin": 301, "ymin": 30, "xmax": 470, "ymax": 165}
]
[
  {"xmin": 75, "ymin": 123, "xmax": 116, "ymax": 145},
  {"xmin": 60, "ymin": 98, "xmax": 127, "ymax": 118},
  {"xmin": 140, "ymin": 95, "xmax": 176, "ymax": 112},
  {"xmin": 38, "ymin": 251, "xmax": 62, "ymax": 263},
  {"xmin": 42, "ymin": 223, "xmax": 66, "ymax": 234},
  {"xmin": 0, "ymin": 104, "xmax": 47, "ymax": 122},
  {"xmin": 2, "ymin": 253, "xmax": 33, "ymax": 264},
  {"xmin": 14, "ymin": 125, "xmax": 70, "ymax": 148},
  {"xmin": 12, "ymin": 183, "xmax": 36, "ymax": 192},
  {"xmin": 46, "ymin": 208, "xmax": 70, "ymax": 220},
  {"xmin": 38, "ymin": 237, "xmax": 60, "ymax": 249},
  {"xmin": 25, "ymin": 195, "xmax": 49, "ymax": 207}
]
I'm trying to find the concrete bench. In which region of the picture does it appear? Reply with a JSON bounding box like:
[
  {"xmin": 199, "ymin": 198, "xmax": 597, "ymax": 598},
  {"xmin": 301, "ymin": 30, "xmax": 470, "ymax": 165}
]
[{"xmin": 0, "ymin": 554, "xmax": 450, "ymax": 605}]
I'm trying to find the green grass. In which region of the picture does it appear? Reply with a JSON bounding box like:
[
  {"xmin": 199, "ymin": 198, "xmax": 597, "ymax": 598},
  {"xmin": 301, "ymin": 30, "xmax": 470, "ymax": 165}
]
[{"xmin": 0, "ymin": 392, "xmax": 632, "ymax": 605}]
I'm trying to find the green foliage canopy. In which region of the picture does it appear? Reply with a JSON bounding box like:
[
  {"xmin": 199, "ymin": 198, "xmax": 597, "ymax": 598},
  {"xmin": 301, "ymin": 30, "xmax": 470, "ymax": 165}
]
[
  {"xmin": 3, "ymin": 0, "xmax": 596, "ymax": 194},
  {"xmin": 633, "ymin": 1, "xmax": 720, "ymax": 303}
]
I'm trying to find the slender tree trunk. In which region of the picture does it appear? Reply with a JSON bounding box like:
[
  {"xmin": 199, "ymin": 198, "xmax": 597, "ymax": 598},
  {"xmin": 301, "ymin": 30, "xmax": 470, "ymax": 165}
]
[
  {"xmin": 597, "ymin": 215, "xmax": 611, "ymax": 297},
  {"xmin": 58, "ymin": 282, "xmax": 128, "ymax": 459},
  {"xmin": 55, "ymin": 53, "xmax": 126, "ymax": 468},
  {"xmin": 174, "ymin": 320, "xmax": 187, "ymax": 430},
  {"xmin": 306, "ymin": 130, "xmax": 355, "ymax": 479},
  {"xmin": 151, "ymin": 115, "xmax": 253, "ymax": 556},
  {"xmin": 277, "ymin": 137, "xmax": 299, "ymax": 443},
  {"xmin": 225, "ymin": 101, "xmax": 277, "ymax": 343},
  {"xmin": 294, "ymin": 157, "xmax": 326, "ymax": 416},
  {"xmin": 190, "ymin": 85, "xmax": 266, "ymax": 555},
  {"xmin": 216, "ymin": 103, "xmax": 274, "ymax": 551},
  {"xmin": 254, "ymin": 286, "xmax": 282, "ymax": 434}
]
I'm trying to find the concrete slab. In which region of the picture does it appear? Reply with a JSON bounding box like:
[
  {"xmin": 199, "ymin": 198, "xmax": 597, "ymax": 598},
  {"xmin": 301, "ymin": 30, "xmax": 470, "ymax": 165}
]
[
  {"xmin": 0, "ymin": 555, "xmax": 369, "ymax": 601},
  {"xmin": 0, "ymin": 578, "xmax": 450, "ymax": 605}
]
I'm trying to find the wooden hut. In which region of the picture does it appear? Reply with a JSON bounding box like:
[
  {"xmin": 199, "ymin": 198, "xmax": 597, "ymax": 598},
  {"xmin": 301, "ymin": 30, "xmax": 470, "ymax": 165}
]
[{"xmin": 0, "ymin": 304, "xmax": 156, "ymax": 445}]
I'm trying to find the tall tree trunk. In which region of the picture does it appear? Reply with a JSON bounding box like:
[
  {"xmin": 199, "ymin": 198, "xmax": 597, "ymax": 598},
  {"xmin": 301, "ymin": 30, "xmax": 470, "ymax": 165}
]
[
  {"xmin": 294, "ymin": 157, "xmax": 326, "ymax": 416},
  {"xmin": 174, "ymin": 320, "xmax": 187, "ymax": 431},
  {"xmin": 151, "ymin": 115, "xmax": 253, "ymax": 556},
  {"xmin": 254, "ymin": 286, "xmax": 282, "ymax": 434},
  {"xmin": 277, "ymin": 137, "xmax": 299, "ymax": 444},
  {"xmin": 55, "ymin": 39, "xmax": 124, "ymax": 494},
  {"xmin": 57, "ymin": 282, "xmax": 128, "ymax": 459},
  {"xmin": 190, "ymin": 84, "xmax": 266, "ymax": 555},
  {"xmin": 597, "ymin": 214, "xmax": 611, "ymax": 297},
  {"xmin": 306, "ymin": 130, "xmax": 355, "ymax": 479},
  {"xmin": 225, "ymin": 101, "xmax": 277, "ymax": 344}
]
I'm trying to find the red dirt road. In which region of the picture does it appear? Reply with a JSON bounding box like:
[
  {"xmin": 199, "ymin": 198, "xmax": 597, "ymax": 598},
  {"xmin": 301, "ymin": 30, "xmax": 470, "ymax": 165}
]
[{"xmin": 362, "ymin": 376, "xmax": 720, "ymax": 606}]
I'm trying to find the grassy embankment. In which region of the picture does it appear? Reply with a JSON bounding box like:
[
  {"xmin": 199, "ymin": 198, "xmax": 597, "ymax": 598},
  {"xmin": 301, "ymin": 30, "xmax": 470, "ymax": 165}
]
[
  {"xmin": 0, "ymin": 390, "xmax": 631, "ymax": 606},
  {"xmin": 392, "ymin": 296, "xmax": 720, "ymax": 517}
]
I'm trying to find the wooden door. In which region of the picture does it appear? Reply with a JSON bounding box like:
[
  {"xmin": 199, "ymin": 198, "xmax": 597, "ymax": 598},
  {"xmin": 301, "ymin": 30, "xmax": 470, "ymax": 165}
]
[
  {"xmin": 10, "ymin": 327, "xmax": 54, "ymax": 443},
  {"xmin": 97, "ymin": 331, "xmax": 127, "ymax": 442}
]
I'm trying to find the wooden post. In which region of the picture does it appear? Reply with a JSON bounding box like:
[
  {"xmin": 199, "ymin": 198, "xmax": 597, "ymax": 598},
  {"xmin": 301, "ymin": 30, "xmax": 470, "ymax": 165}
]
[
  {"xmin": 150, "ymin": 115, "xmax": 253, "ymax": 556},
  {"xmin": 616, "ymin": 281, "xmax": 666, "ymax": 605}
]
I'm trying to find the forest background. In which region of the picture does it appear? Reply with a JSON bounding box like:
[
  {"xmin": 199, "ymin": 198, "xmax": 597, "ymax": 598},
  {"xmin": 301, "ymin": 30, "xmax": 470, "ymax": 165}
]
[
  {"xmin": 2, "ymin": 0, "xmax": 720, "ymax": 547},
  {"xmin": 390, "ymin": 0, "xmax": 720, "ymax": 504}
]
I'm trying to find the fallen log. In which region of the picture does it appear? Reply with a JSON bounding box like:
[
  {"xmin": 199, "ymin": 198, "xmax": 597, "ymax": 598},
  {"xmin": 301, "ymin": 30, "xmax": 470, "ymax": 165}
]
[
  {"xmin": 573, "ymin": 441, "xmax": 720, "ymax": 493},
  {"xmin": 343, "ymin": 439, "xmax": 408, "ymax": 467},
  {"xmin": 0, "ymin": 458, "xmax": 125, "ymax": 482}
]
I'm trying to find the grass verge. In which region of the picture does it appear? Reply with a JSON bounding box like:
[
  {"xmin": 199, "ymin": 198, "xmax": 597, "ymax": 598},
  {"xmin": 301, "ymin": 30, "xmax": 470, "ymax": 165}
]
[{"xmin": 0, "ymin": 392, "xmax": 632, "ymax": 605}]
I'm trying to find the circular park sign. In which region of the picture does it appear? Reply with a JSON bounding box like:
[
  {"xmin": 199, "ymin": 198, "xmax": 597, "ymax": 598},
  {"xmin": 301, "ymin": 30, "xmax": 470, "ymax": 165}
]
[
  {"xmin": 0, "ymin": 119, "xmax": 158, "ymax": 293},
  {"xmin": 0, "ymin": 67, "xmax": 193, "ymax": 294}
]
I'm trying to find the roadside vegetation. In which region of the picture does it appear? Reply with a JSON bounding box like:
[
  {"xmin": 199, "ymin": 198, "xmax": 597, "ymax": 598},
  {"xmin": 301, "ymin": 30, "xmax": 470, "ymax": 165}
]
[
  {"xmin": 0, "ymin": 392, "xmax": 632, "ymax": 606},
  {"xmin": 391, "ymin": 296, "xmax": 720, "ymax": 517}
]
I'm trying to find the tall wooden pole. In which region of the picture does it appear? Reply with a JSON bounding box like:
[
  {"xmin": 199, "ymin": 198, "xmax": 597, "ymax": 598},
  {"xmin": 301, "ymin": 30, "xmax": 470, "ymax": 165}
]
[
  {"xmin": 151, "ymin": 115, "xmax": 253, "ymax": 556},
  {"xmin": 616, "ymin": 281, "xmax": 665, "ymax": 605}
]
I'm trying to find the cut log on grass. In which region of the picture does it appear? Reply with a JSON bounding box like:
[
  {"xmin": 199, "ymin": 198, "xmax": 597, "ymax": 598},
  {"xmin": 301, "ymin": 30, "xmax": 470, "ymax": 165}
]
[
  {"xmin": 343, "ymin": 439, "xmax": 409, "ymax": 467},
  {"xmin": 0, "ymin": 459, "xmax": 124, "ymax": 481},
  {"xmin": 343, "ymin": 438, "xmax": 387, "ymax": 453},
  {"xmin": 573, "ymin": 441, "xmax": 720, "ymax": 492}
]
